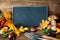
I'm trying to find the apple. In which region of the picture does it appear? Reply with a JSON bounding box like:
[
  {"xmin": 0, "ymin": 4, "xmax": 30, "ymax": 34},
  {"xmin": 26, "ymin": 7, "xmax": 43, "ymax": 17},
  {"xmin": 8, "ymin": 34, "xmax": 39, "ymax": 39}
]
[{"xmin": 57, "ymin": 23, "xmax": 60, "ymax": 28}]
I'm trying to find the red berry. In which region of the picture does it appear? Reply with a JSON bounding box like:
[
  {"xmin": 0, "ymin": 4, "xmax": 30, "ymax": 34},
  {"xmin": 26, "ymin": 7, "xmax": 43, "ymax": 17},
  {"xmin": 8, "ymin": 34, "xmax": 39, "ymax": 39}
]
[
  {"xmin": 1, "ymin": 18, "xmax": 5, "ymax": 26},
  {"xmin": 1, "ymin": 18, "xmax": 5, "ymax": 21},
  {"xmin": 1, "ymin": 21, "xmax": 5, "ymax": 26},
  {"xmin": 1, "ymin": 23, "xmax": 4, "ymax": 26},
  {"xmin": 2, "ymin": 21, "xmax": 5, "ymax": 23}
]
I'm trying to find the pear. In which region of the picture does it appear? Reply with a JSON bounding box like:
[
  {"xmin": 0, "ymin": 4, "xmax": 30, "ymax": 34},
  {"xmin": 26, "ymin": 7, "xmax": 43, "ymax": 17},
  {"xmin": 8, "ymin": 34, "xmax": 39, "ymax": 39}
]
[{"xmin": 24, "ymin": 27, "xmax": 29, "ymax": 31}]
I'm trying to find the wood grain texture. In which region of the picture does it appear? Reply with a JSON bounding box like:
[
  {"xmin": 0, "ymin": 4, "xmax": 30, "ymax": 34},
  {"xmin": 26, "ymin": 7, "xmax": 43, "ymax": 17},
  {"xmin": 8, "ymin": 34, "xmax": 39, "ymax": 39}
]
[
  {"xmin": 0, "ymin": 0, "xmax": 59, "ymax": 11},
  {"xmin": 0, "ymin": 0, "xmax": 60, "ymax": 15}
]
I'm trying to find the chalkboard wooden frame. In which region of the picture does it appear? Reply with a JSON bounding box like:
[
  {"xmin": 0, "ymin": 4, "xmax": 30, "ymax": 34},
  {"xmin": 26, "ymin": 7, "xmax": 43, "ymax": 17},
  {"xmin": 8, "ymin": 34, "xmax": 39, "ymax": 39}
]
[{"xmin": 12, "ymin": 6, "xmax": 48, "ymax": 27}]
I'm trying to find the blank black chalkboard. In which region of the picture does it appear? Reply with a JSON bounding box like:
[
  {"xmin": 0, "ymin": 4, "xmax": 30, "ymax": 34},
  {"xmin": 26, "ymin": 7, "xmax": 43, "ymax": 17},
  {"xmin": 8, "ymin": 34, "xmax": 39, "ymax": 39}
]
[{"xmin": 13, "ymin": 6, "xmax": 48, "ymax": 27}]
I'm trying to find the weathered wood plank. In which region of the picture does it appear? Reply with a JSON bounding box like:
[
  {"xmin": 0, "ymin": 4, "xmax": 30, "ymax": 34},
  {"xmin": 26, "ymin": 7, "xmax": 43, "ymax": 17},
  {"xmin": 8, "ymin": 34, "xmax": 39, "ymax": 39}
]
[{"xmin": 0, "ymin": 0, "xmax": 60, "ymax": 14}]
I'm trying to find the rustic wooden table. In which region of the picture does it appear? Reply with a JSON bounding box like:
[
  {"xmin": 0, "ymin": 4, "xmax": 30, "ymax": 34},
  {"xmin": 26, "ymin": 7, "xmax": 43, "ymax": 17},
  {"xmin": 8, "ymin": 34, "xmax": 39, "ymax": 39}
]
[
  {"xmin": 0, "ymin": 30, "xmax": 60, "ymax": 40},
  {"xmin": 37, "ymin": 30, "xmax": 60, "ymax": 40}
]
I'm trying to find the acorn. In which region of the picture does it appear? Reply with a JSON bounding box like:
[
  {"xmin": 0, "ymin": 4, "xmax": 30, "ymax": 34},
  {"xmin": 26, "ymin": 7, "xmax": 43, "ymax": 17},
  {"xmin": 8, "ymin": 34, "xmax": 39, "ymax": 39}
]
[
  {"xmin": 30, "ymin": 26, "xmax": 36, "ymax": 32},
  {"xmin": 47, "ymin": 25, "xmax": 51, "ymax": 30}
]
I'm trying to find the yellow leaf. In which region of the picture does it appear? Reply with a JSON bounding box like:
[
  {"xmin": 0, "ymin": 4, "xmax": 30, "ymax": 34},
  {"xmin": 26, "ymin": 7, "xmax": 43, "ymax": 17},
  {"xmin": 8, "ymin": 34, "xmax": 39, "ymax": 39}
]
[
  {"xmin": 56, "ymin": 28, "xmax": 60, "ymax": 34},
  {"xmin": 3, "ymin": 11, "xmax": 12, "ymax": 20}
]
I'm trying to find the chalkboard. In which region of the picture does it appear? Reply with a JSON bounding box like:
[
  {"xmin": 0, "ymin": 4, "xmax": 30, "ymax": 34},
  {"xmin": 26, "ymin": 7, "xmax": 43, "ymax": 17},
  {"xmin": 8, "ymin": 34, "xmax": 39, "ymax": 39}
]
[{"xmin": 13, "ymin": 6, "xmax": 48, "ymax": 27}]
